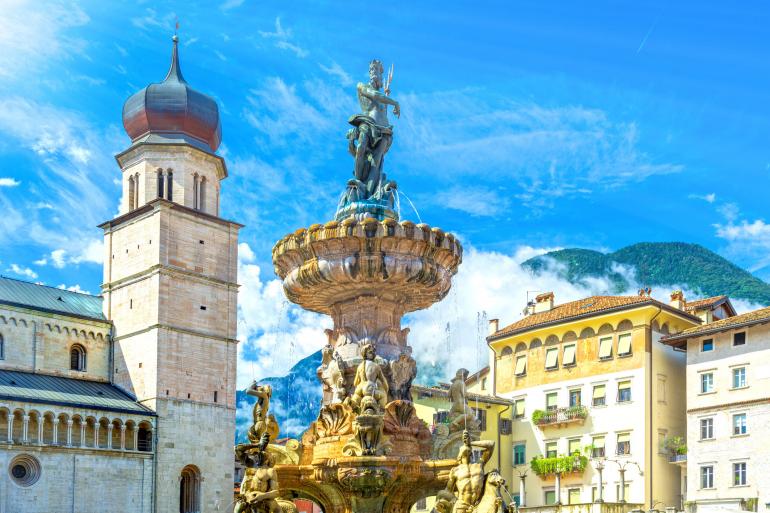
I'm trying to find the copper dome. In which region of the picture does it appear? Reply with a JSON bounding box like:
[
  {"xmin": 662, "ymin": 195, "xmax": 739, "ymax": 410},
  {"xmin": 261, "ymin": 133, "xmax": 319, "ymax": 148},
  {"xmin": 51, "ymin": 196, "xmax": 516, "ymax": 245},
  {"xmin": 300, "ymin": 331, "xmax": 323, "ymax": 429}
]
[{"xmin": 122, "ymin": 36, "xmax": 221, "ymax": 153}]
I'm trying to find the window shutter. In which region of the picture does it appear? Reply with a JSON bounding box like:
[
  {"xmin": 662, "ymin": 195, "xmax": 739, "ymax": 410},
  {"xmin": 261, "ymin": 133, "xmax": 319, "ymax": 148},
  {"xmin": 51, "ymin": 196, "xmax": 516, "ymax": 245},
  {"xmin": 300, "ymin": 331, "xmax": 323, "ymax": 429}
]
[
  {"xmin": 515, "ymin": 399, "xmax": 525, "ymax": 417},
  {"xmin": 593, "ymin": 436, "xmax": 605, "ymax": 449},
  {"xmin": 568, "ymin": 438, "xmax": 581, "ymax": 454},
  {"xmin": 618, "ymin": 381, "xmax": 631, "ymax": 392},
  {"xmin": 618, "ymin": 334, "xmax": 632, "ymax": 355},
  {"xmin": 545, "ymin": 348, "xmax": 558, "ymax": 369},
  {"xmin": 599, "ymin": 337, "xmax": 613, "ymax": 359},
  {"xmin": 593, "ymin": 384, "xmax": 606, "ymax": 399},
  {"xmin": 515, "ymin": 355, "xmax": 527, "ymax": 375},
  {"xmin": 563, "ymin": 344, "xmax": 576, "ymax": 365},
  {"xmin": 616, "ymin": 433, "xmax": 630, "ymax": 444},
  {"xmin": 546, "ymin": 393, "xmax": 557, "ymax": 409}
]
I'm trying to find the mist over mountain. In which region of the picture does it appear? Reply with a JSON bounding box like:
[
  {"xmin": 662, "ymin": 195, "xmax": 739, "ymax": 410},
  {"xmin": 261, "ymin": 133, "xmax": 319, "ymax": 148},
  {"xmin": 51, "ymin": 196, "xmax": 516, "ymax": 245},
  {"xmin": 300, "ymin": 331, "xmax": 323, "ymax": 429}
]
[{"xmin": 524, "ymin": 242, "xmax": 770, "ymax": 305}]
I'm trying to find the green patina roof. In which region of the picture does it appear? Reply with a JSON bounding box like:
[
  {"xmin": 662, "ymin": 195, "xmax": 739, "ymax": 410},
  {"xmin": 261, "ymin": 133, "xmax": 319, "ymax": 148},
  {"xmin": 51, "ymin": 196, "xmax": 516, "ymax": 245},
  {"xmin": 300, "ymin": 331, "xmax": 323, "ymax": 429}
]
[
  {"xmin": 0, "ymin": 276, "xmax": 106, "ymax": 321},
  {"xmin": 0, "ymin": 370, "xmax": 154, "ymax": 416}
]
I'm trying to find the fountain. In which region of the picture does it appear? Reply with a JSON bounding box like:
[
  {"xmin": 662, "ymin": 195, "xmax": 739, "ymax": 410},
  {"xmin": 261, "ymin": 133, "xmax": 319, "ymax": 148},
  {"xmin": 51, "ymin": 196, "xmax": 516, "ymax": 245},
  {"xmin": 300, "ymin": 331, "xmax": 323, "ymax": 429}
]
[{"xmin": 235, "ymin": 60, "xmax": 508, "ymax": 513}]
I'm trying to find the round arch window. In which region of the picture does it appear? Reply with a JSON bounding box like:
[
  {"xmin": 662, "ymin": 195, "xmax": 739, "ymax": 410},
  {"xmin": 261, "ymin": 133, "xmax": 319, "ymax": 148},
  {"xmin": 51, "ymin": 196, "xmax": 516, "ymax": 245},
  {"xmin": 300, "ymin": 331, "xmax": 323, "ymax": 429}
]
[{"xmin": 9, "ymin": 454, "xmax": 41, "ymax": 487}]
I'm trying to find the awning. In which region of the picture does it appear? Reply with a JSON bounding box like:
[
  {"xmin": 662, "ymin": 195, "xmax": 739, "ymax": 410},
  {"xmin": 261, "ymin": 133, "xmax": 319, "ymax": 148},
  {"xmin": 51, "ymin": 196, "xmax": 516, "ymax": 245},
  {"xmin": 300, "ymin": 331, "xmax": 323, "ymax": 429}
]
[
  {"xmin": 545, "ymin": 348, "xmax": 559, "ymax": 369},
  {"xmin": 563, "ymin": 344, "xmax": 576, "ymax": 365},
  {"xmin": 546, "ymin": 393, "xmax": 557, "ymax": 409},
  {"xmin": 593, "ymin": 436, "xmax": 605, "ymax": 448},
  {"xmin": 618, "ymin": 334, "xmax": 632, "ymax": 355},
  {"xmin": 617, "ymin": 433, "xmax": 630, "ymax": 443},
  {"xmin": 618, "ymin": 381, "xmax": 631, "ymax": 391},
  {"xmin": 515, "ymin": 355, "xmax": 527, "ymax": 375},
  {"xmin": 599, "ymin": 337, "xmax": 613, "ymax": 359},
  {"xmin": 515, "ymin": 399, "xmax": 525, "ymax": 416},
  {"xmin": 593, "ymin": 384, "xmax": 606, "ymax": 399},
  {"xmin": 568, "ymin": 438, "xmax": 581, "ymax": 454}
]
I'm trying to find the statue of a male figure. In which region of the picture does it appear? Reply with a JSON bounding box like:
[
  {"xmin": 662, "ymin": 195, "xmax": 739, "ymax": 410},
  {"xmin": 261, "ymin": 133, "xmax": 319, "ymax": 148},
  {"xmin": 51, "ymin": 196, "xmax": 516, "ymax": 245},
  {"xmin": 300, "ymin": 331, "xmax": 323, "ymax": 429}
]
[
  {"xmin": 347, "ymin": 59, "xmax": 401, "ymax": 199},
  {"xmin": 444, "ymin": 430, "xmax": 495, "ymax": 513}
]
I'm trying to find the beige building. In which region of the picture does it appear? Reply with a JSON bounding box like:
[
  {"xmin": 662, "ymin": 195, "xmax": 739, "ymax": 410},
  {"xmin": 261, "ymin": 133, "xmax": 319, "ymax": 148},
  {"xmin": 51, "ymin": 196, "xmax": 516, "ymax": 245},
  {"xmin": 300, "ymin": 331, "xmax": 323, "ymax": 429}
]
[
  {"xmin": 662, "ymin": 305, "xmax": 770, "ymax": 512},
  {"xmin": 486, "ymin": 291, "xmax": 706, "ymax": 509},
  {"xmin": 1, "ymin": 35, "xmax": 240, "ymax": 513}
]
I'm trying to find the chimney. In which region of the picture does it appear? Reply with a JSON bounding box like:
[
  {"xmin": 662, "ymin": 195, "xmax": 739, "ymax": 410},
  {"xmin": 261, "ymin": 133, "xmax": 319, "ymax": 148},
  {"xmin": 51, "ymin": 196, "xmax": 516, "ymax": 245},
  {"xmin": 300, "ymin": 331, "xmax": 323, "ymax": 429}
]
[
  {"xmin": 534, "ymin": 292, "xmax": 555, "ymax": 313},
  {"xmin": 488, "ymin": 318, "xmax": 499, "ymax": 335},
  {"xmin": 670, "ymin": 290, "xmax": 686, "ymax": 310}
]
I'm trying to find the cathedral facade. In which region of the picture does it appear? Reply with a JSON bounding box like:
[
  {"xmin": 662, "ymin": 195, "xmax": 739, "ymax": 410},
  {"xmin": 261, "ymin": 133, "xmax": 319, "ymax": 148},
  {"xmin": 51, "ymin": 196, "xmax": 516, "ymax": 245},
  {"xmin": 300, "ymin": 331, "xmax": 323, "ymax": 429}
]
[{"xmin": 0, "ymin": 36, "xmax": 239, "ymax": 513}]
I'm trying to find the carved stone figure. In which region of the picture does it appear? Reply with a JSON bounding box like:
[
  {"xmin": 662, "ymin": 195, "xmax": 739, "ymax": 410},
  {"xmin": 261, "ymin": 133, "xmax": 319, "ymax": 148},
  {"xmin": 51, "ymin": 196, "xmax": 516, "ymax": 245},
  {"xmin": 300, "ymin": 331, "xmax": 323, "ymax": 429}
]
[
  {"xmin": 235, "ymin": 433, "xmax": 299, "ymax": 513},
  {"xmin": 442, "ymin": 431, "xmax": 499, "ymax": 513},
  {"xmin": 318, "ymin": 344, "xmax": 348, "ymax": 403},
  {"xmin": 389, "ymin": 349, "xmax": 417, "ymax": 401},
  {"xmin": 448, "ymin": 369, "xmax": 480, "ymax": 433},
  {"xmin": 246, "ymin": 382, "xmax": 280, "ymax": 443},
  {"xmin": 343, "ymin": 407, "xmax": 392, "ymax": 456},
  {"xmin": 348, "ymin": 343, "xmax": 389, "ymax": 413}
]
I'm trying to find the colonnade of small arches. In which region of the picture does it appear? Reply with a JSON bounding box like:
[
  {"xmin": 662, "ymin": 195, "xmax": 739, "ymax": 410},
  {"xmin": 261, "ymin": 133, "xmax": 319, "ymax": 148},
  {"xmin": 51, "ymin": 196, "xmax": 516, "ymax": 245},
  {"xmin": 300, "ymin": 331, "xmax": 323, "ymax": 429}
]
[
  {"xmin": 497, "ymin": 317, "xmax": 674, "ymax": 356},
  {"xmin": 0, "ymin": 406, "xmax": 153, "ymax": 453},
  {"xmin": 126, "ymin": 167, "xmax": 210, "ymax": 213},
  {"xmin": 0, "ymin": 314, "xmax": 107, "ymax": 342}
]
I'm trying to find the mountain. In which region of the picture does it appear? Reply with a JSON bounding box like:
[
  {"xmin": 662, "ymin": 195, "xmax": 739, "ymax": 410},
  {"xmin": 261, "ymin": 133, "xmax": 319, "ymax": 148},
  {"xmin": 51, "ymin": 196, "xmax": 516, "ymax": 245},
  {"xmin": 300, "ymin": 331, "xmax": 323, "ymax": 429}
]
[
  {"xmin": 235, "ymin": 350, "xmax": 323, "ymax": 443},
  {"xmin": 524, "ymin": 242, "xmax": 770, "ymax": 306}
]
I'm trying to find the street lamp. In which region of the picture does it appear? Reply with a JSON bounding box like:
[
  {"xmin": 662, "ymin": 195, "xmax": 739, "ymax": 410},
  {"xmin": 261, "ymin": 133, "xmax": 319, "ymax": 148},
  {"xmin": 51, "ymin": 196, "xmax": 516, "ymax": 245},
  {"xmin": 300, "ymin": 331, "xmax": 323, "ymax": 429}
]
[
  {"xmin": 609, "ymin": 459, "xmax": 643, "ymax": 503},
  {"xmin": 591, "ymin": 457, "xmax": 606, "ymax": 503}
]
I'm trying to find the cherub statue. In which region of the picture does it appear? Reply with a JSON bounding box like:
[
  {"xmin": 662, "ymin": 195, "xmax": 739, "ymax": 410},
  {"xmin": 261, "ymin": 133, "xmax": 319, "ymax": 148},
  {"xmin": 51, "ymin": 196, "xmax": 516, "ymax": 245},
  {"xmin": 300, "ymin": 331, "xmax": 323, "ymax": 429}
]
[
  {"xmin": 348, "ymin": 343, "xmax": 389, "ymax": 413},
  {"xmin": 235, "ymin": 433, "xmax": 298, "ymax": 513},
  {"xmin": 246, "ymin": 382, "xmax": 279, "ymax": 443}
]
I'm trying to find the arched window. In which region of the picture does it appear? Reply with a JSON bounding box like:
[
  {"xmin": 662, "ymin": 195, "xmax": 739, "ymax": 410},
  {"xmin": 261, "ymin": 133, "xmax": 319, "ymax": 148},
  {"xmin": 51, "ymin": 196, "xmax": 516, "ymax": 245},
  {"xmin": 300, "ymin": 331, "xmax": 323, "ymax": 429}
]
[
  {"xmin": 180, "ymin": 465, "xmax": 201, "ymax": 513},
  {"xmin": 157, "ymin": 169, "xmax": 164, "ymax": 199},
  {"xmin": 192, "ymin": 173, "xmax": 199, "ymax": 209},
  {"xmin": 70, "ymin": 344, "xmax": 86, "ymax": 371},
  {"xmin": 166, "ymin": 169, "xmax": 173, "ymax": 201},
  {"xmin": 199, "ymin": 177, "xmax": 206, "ymax": 213},
  {"xmin": 128, "ymin": 176, "xmax": 135, "ymax": 212},
  {"xmin": 0, "ymin": 333, "xmax": 4, "ymax": 360},
  {"xmin": 137, "ymin": 423, "xmax": 153, "ymax": 452},
  {"xmin": 134, "ymin": 173, "xmax": 140, "ymax": 209}
]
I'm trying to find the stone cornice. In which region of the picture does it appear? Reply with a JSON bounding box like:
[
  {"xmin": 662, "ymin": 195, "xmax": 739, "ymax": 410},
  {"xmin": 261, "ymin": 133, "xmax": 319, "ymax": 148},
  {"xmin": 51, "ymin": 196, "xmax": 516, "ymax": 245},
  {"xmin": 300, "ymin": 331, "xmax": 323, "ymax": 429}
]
[
  {"xmin": 101, "ymin": 263, "xmax": 239, "ymax": 292},
  {"xmin": 687, "ymin": 396, "xmax": 770, "ymax": 414},
  {"xmin": 98, "ymin": 198, "xmax": 244, "ymax": 231},
  {"xmin": 112, "ymin": 323, "xmax": 238, "ymax": 344}
]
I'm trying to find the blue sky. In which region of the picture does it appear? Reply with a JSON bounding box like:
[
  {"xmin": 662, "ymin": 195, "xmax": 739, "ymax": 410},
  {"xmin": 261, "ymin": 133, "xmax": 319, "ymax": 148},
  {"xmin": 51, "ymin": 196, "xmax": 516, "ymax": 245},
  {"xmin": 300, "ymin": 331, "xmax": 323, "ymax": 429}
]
[{"xmin": 2, "ymin": 1, "xmax": 770, "ymax": 383}]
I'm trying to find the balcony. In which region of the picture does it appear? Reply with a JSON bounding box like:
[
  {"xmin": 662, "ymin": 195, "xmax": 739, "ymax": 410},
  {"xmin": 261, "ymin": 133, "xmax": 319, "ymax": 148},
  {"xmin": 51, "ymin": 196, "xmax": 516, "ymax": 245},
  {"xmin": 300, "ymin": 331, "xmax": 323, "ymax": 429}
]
[
  {"xmin": 530, "ymin": 453, "xmax": 588, "ymax": 477},
  {"xmin": 668, "ymin": 453, "xmax": 686, "ymax": 466},
  {"xmin": 532, "ymin": 406, "xmax": 588, "ymax": 429}
]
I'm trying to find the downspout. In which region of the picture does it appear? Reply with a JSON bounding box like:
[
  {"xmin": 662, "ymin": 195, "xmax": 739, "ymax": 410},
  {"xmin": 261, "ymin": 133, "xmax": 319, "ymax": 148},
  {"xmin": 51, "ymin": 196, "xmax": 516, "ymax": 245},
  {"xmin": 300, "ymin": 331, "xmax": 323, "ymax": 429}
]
[
  {"xmin": 497, "ymin": 402, "xmax": 511, "ymax": 470},
  {"xmin": 648, "ymin": 307, "xmax": 662, "ymax": 510},
  {"xmin": 152, "ymin": 421, "xmax": 159, "ymax": 513}
]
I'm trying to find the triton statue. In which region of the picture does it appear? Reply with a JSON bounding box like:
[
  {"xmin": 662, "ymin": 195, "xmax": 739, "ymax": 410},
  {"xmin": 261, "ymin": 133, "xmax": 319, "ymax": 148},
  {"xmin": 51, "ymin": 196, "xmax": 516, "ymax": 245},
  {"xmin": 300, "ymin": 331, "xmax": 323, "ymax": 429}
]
[
  {"xmin": 337, "ymin": 59, "xmax": 400, "ymax": 220},
  {"xmin": 235, "ymin": 433, "xmax": 298, "ymax": 513}
]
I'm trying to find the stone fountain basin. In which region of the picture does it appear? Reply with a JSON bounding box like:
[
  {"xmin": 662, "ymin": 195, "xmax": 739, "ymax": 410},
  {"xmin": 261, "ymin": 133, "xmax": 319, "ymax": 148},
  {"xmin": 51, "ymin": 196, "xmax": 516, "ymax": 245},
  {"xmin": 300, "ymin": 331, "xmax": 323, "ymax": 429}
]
[{"xmin": 272, "ymin": 217, "xmax": 463, "ymax": 316}]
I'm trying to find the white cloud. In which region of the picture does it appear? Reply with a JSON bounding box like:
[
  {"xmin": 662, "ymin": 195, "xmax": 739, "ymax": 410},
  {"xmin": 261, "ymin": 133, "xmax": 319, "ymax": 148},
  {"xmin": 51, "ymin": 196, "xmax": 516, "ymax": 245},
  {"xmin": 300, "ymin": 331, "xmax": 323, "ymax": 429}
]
[
  {"xmin": 258, "ymin": 17, "xmax": 308, "ymax": 58},
  {"xmin": 220, "ymin": 0, "xmax": 245, "ymax": 10},
  {"xmin": 688, "ymin": 192, "xmax": 716, "ymax": 203},
  {"xmin": 431, "ymin": 186, "xmax": 507, "ymax": 217},
  {"xmin": 0, "ymin": 178, "xmax": 20, "ymax": 187},
  {"xmin": 715, "ymin": 218, "xmax": 770, "ymax": 272},
  {"xmin": 50, "ymin": 249, "xmax": 67, "ymax": 269},
  {"xmin": 0, "ymin": 98, "xmax": 121, "ymax": 258},
  {"xmin": 0, "ymin": 0, "xmax": 89, "ymax": 81},
  {"xmin": 131, "ymin": 8, "xmax": 176, "ymax": 32},
  {"xmin": 7, "ymin": 264, "xmax": 38, "ymax": 280},
  {"xmin": 236, "ymin": 243, "xmax": 331, "ymax": 387},
  {"xmin": 396, "ymin": 93, "xmax": 682, "ymax": 208},
  {"xmin": 319, "ymin": 62, "xmax": 353, "ymax": 86},
  {"xmin": 57, "ymin": 283, "xmax": 89, "ymax": 294}
]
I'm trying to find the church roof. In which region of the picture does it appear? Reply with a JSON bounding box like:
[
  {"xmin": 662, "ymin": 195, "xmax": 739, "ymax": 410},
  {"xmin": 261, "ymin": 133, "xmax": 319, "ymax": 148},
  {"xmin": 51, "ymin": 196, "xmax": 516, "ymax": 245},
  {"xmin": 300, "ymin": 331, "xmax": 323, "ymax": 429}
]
[
  {"xmin": 0, "ymin": 370, "xmax": 154, "ymax": 416},
  {"xmin": 0, "ymin": 276, "xmax": 106, "ymax": 322},
  {"xmin": 122, "ymin": 35, "xmax": 222, "ymax": 153}
]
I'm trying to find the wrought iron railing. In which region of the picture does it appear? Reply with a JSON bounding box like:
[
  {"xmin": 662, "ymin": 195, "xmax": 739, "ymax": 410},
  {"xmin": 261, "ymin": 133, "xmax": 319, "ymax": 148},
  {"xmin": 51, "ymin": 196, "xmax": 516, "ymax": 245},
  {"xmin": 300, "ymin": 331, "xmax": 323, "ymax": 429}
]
[{"xmin": 532, "ymin": 405, "xmax": 588, "ymax": 427}]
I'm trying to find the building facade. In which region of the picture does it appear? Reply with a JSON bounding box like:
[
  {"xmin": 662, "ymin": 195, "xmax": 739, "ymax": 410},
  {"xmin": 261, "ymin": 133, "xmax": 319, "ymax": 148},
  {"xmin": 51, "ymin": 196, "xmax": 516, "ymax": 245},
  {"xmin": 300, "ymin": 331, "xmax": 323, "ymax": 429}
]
[
  {"xmin": 486, "ymin": 291, "xmax": 704, "ymax": 509},
  {"xmin": 0, "ymin": 36, "xmax": 239, "ymax": 513},
  {"xmin": 662, "ymin": 305, "xmax": 770, "ymax": 512}
]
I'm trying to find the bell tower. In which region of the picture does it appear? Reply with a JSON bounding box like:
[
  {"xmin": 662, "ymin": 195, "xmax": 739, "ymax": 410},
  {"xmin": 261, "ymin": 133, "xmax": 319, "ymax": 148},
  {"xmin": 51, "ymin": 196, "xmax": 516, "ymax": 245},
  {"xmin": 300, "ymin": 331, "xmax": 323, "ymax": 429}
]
[{"xmin": 100, "ymin": 35, "xmax": 240, "ymax": 513}]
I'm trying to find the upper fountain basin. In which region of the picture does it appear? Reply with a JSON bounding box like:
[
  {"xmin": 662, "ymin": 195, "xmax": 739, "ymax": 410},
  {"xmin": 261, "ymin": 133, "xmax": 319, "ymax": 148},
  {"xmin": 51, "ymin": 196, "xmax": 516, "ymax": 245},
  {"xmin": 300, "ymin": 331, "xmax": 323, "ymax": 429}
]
[{"xmin": 272, "ymin": 217, "xmax": 463, "ymax": 316}]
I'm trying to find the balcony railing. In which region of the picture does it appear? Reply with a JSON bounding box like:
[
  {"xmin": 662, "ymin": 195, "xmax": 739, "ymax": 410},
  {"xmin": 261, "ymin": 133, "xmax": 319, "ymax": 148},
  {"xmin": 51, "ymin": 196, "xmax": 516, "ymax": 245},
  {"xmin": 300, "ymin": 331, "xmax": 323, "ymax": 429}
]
[
  {"xmin": 532, "ymin": 405, "xmax": 588, "ymax": 428},
  {"xmin": 669, "ymin": 453, "xmax": 687, "ymax": 464},
  {"xmin": 530, "ymin": 453, "xmax": 588, "ymax": 477}
]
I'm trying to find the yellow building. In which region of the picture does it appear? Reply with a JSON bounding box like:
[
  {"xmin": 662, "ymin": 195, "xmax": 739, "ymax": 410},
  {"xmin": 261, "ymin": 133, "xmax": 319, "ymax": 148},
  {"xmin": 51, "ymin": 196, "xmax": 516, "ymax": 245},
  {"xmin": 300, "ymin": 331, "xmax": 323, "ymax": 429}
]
[
  {"xmin": 410, "ymin": 383, "xmax": 514, "ymax": 511},
  {"xmin": 486, "ymin": 291, "xmax": 705, "ymax": 509}
]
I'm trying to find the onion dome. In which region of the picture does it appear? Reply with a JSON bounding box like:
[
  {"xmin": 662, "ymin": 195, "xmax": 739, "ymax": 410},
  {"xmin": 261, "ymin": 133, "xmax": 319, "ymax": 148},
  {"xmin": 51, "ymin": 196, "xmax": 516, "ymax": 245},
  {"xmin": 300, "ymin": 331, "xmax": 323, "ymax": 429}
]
[{"xmin": 122, "ymin": 35, "xmax": 221, "ymax": 153}]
